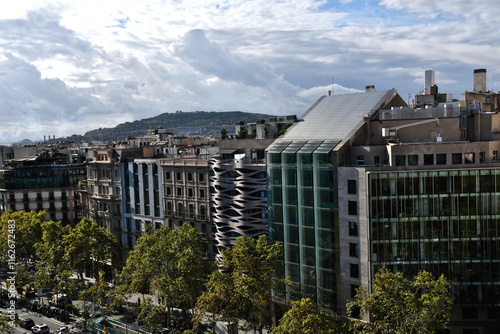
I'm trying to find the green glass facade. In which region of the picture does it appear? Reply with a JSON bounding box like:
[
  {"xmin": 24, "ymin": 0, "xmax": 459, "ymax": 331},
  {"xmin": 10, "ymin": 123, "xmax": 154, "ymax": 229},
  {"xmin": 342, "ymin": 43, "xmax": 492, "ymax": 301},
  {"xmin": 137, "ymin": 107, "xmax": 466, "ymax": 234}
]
[
  {"xmin": 268, "ymin": 140, "xmax": 339, "ymax": 310},
  {"xmin": 368, "ymin": 169, "xmax": 500, "ymax": 306}
]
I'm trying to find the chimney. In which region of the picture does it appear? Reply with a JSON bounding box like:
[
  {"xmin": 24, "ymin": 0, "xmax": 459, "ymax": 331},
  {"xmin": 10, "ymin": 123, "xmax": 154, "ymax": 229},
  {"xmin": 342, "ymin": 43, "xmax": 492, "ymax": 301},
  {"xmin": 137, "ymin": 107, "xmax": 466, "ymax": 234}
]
[
  {"xmin": 365, "ymin": 85, "xmax": 375, "ymax": 92},
  {"xmin": 425, "ymin": 70, "xmax": 435, "ymax": 95},
  {"xmin": 474, "ymin": 69, "xmax": 487, "ymax": 92}
]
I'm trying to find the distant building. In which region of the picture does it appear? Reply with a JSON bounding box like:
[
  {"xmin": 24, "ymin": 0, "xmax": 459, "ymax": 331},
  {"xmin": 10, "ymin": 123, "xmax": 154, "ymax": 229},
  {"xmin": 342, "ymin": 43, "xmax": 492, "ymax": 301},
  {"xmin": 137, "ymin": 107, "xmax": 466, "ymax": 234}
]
[{"xmin": 0, "ymin": 149, "xmax": 86, "ymax": 224}]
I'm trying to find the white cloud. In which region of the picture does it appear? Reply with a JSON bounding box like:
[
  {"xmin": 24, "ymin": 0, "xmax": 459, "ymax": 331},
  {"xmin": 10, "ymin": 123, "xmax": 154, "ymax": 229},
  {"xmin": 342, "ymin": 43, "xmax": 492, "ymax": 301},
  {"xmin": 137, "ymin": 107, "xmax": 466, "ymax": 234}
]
[{"xmin": 0, "ymin": 0, "xmax": 499, "ymax": 143}]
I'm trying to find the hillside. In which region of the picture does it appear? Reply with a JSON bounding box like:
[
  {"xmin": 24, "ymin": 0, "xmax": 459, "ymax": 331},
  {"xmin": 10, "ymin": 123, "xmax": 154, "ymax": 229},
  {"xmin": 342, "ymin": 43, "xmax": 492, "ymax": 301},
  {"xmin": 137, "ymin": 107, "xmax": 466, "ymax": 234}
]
[{"xmin": 80, "ymin": 111, "xmax": 274, "ymax": 142}]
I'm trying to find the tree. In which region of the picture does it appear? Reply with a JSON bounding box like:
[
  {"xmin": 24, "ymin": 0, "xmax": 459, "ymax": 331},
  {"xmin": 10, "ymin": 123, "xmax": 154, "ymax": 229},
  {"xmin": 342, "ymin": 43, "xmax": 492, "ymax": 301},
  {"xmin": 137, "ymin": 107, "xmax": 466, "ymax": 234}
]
[
  {"xmin": 62, "ymin": 218, "xmax": 118, "ymax": 282},
  {"xmin": 220, "ymin": 128, "xmax": 228, "ymax": 139},
  {"xmin": 347, "ymin": 268, "xmax": 452, "ymax": 334},
  {"xmin": 34, "ymin": 220, "xmax": 72, "ymax": 291},
  {"xmin": 0, "ymin": 314, "xmax": 15, "ymax": 334},
  {"xmin": 118, "ymin": 223, "xmax": 211, "ymax": 328},
  {"xmin": 237, "ymin": 129, "xmax": 248, "ymax": 139},
  {"xmin": 271, "ymin": 298, "xmax": 339, "ymax": 334},
  {"xmin": 0, "ymin": 210, "xmax": 45, "ymax": 267},
  {"xmin": 195, "ymin": 235, "xmax": 285, "ymax": 334},
  {"xmin": 138, "ymin": 297, "xmax": 166, "ymax": 334}
]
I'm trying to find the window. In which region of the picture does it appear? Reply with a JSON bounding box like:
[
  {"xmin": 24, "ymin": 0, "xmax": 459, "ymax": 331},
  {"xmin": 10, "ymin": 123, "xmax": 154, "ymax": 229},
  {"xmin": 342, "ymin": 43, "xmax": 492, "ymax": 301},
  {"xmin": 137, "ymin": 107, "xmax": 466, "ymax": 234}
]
[
  {"xmin": 494, "ymin": 150, "xmax": 499, "ymax": 161},
  {"xmin": 356, "ymin": 156, "xmax": 365, "ymax": 166},
  {"xmin": 176, "ymin": 172, "xmax": 181, "ymax": 181},
  {"xmin": 166, "ymin": 187, "xmax": 171, "ymax": 196},
  {"xmin": 187, "ymin": 173, "xmax": 193, "ymax": 181},
  {"xmin": 200, "ymin": 189, "xmax": 205, "ymax": 198},
  {"xmin": 436, "ymin": 154, "xmax": 447, "ymax": 165},
  {"xmin": 349, "ymin": 242, "xmax": 359, "ymax": 257},
  {"xmin": 347, "ymin": 180, "xmax": 357, "ymax": 194},
  {"xmin": 395, "ymin": 155, "xmax": 406, "ymax": 166},
  {"xmin": 464, "ymin": 153, "xmax": 475, "ymax": 164},
  {"xmin": 423, "ymin": 154, "xmax": 434, "ymax": 165},
  {"xmin": 177, "ymin": 188, "xmax": 182, "ymax": 196},
  {"xmin": 349, "ymin": 221, "xmax": 358, "ymax": 236},
  {"xmin": 188, "ymin": 188, "xmax": 193, "ymax": 197},
  {"xmin": 350, "ymin": 263, "xmax": 359, "ymax": 278},
  {"xmin": 374, "ymin": 156, "xmax": 380, "ymax": 167},
  {"xmin": 199, "ymin": 173, "xmax": 205, "ymax": 182},
  {"xmin": 480, "ymin": 151, "xmax": 485, "ymax": 162},
  {"xmin": 165, "ymin": 171, "xmax": 171, "ymax": 180},
  {"xmin": 408, "ymin": 154, "xmax": 418, "ymax": 166},
  {"xmin": 452, "ymin": 153, "xmax": 462, "ymax": 164},
  {"xmin": 348, "ymin": 201, "xmax": 357, "ymax": 215},
  {"xmin": 351, "ymin": 284, "xmax": 359, "ymax": 298}
]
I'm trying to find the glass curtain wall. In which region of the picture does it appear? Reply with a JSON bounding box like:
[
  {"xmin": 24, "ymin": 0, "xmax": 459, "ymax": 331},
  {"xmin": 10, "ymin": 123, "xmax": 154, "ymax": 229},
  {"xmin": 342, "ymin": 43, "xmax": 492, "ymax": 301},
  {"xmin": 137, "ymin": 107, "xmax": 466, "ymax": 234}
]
[
  {"xmin": 368, "ymin": 169, "xmax": 500, "ymax": 306},
  {"xmin": 268, "ymin": 140, "xmax": 339, "ymax": 311}
]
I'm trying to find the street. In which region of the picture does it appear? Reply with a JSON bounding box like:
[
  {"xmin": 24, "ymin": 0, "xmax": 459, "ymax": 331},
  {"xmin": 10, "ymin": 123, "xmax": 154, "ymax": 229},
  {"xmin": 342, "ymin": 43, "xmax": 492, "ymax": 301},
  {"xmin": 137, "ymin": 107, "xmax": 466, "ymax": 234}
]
[{"xmin": 1, "ymin": 305, "xmax": 74, "ymax": 334}]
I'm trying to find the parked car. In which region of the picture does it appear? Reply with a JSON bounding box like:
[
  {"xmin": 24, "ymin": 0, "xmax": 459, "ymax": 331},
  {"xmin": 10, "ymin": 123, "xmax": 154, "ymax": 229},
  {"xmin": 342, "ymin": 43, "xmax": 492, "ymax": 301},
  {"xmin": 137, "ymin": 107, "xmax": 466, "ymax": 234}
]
[
  {"xmin": 19, "ymin": 317, "xmax": 35, "ymax": 330},
  {"xmin": 57, "ymin": 326, "xmax": 69, "ymax": 334},
  {"xmin": 31, "ymin": 323, "xmax": 50, "ymax": 333}
]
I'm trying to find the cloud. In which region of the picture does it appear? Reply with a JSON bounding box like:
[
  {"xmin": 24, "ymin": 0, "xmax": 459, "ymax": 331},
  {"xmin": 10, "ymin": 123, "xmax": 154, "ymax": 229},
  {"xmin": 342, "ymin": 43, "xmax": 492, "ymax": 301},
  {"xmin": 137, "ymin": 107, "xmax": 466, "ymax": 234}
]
[{"xmin": 0, "ymin": 0, "xmax": 500, "ymax": 144}]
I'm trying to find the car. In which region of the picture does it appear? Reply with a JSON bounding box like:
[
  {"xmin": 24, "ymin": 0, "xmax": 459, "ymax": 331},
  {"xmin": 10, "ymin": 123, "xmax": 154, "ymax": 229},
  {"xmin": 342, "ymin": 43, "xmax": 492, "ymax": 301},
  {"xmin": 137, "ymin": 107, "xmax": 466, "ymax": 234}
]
[
  {"xmin": 57, "ymin": 326, "xmax": 69, "ymax": 334},
  {"xmin": 31, "ymin": 323, "xmax": 50, "ymax": 333},
  {"xmin": 20, "ymin": 317, "xmax": 35, "ymax": 330}
]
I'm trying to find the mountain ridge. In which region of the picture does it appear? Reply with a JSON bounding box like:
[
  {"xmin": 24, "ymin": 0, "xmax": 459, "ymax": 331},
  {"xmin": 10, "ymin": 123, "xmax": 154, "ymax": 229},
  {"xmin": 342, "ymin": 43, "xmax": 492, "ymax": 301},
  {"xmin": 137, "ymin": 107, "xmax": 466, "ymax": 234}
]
[{"xmin": 66, "ymin": 110, "xmax": 276, "ymax": 142}]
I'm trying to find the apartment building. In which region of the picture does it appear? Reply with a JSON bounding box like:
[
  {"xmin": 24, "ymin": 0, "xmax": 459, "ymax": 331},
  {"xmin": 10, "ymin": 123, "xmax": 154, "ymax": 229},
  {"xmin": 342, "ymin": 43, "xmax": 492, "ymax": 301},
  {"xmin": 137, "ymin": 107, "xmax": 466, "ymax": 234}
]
[
  {"xmin": 162, "ymin": 158, "xmax": 212, "ymax": 258},
  {"xmin": 210, "ymin": 116, "xmax": 297, "ymax": 259},
  {"xmin": 0, "ymin": 149, "xmax": 86, "ymax": 224},
  {"xmin": 85, "ymin": 147, "xmax": 143, "ymax": 247}
]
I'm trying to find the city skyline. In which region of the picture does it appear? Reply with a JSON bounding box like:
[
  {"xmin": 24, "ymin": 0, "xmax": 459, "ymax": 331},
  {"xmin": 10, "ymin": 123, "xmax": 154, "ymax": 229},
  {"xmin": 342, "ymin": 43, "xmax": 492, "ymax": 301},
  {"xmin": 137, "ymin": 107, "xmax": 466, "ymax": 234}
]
[{"xmin": 0, "ymin": 0, "xmax": 499, "ymax": 144}]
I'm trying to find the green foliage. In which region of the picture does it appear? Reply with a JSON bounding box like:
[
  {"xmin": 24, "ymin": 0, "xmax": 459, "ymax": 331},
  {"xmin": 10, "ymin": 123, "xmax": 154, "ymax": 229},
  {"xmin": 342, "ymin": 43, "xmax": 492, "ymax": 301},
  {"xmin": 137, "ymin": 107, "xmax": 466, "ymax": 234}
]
[
  {"xmin": 138, "ymin": 297, "xmax": 166, "ymax": 334},
  {"xmin": 347, "ymin": 268, "xmax": 452, "ymax": 334},
  {"xmin": 277, "ymin": 123, "xmax": 292, "ymax": 136},
  {"xmin": 237, "ymin": 129, "xmax": 248, "ymax": 139},
  {"xmin": 63, "ymin": 218, "xmax": 118, "ymax": 281},
  {"xmin": 195, "ymin": 235, "xmax": 285, "ymax": 334},
  {"xmin": 118, "ymin": 223, "xmax": 211, "ymax": 327},
  {"xmin": 0, "ymin": 210, "xmax": 45, "ymax": 267},
  {"xmin": 0, "ymin": 314, "xmax": 15, "ymax": 334},
  {"xmin": 271, "ymin": 298, "xmax": 339, "ymax": 334}
]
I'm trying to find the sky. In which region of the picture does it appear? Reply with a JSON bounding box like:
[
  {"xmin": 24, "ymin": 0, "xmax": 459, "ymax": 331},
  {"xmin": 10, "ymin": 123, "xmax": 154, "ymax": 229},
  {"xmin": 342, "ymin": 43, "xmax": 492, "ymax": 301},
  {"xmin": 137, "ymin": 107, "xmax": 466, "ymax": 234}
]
[{"xmin": 0, "ymin": 0, "xmax": 499, "ymax": 144}]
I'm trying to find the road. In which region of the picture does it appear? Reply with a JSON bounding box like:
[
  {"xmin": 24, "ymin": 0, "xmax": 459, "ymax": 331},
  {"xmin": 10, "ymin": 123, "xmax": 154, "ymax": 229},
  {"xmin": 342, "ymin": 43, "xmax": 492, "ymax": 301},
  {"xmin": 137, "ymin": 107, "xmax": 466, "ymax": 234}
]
[{"xmin": 1, "ymin": 306, "xmax": 72, "ymax": 334}]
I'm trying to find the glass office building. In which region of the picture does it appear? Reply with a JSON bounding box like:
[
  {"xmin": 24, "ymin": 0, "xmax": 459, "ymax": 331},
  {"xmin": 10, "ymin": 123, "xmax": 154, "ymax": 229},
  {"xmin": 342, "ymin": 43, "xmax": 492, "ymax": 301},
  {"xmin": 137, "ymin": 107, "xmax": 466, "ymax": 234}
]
[
  {"xmin": 268, "ymin": 140, "xmax": 340, "ymax": 310},
  {"xmin": 368, "ymin": 169, "xmax": 500, "ymax": 307}
]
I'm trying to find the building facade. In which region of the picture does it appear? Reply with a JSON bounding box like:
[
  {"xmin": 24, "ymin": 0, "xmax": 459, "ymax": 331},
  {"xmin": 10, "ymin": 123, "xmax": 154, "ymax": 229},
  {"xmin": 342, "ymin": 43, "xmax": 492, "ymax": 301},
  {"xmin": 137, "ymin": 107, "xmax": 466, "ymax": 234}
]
[
  {"xmin": 0, "ymin": 150, "xmax": 86, "ymax": 224},
  {"xmin": 267, "ymin": 73, "xmax": 500, "ymax": 333},
  {"xmin": 122, "ymin": 157, "xmax": 165, "ymax": 253},
  {"xmin": 210, "ymin": 117, "xmax": 296, "ymax": 259},
  {"xmin": 162, "ymin": 158, "xmax": 212, "ymax": 258}
]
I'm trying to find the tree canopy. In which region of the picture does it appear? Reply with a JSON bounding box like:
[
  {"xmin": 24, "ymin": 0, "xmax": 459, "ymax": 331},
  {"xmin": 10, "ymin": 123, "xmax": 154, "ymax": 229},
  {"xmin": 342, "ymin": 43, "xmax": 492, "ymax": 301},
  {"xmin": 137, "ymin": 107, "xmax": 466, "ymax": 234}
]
[
  {"xmin": 347, "ymin": 268, "xmax": 452, "ymax": 334},
  {"xmin": 118, "ymin": 223, "xmax": 212, "ymax": 329},
  {"xmin": 271, "ymin": 298, "xmax": 339, "ymax": 334},
  {"xmin": 195, "ymin": 235, "xmax": 284, "ymax": 334}
]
